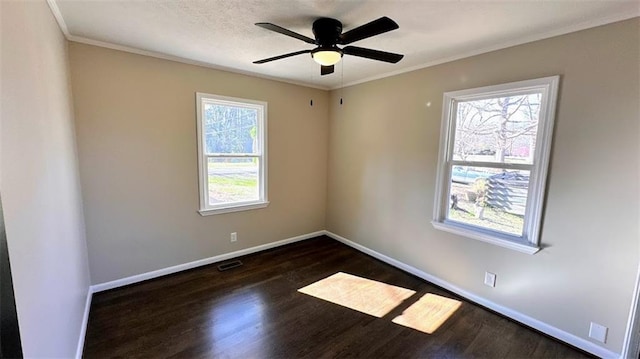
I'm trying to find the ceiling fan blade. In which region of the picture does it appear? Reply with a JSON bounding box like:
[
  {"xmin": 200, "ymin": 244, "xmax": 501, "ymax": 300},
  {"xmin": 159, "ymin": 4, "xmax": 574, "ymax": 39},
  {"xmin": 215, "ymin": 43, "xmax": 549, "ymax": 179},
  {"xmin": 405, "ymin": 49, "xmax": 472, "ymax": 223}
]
[
  {"xmin": 321, "ymin": 65, "xmax": 334, "ymax": 76},
  {"xmin": 253, "ymin": 49, "xmax": 312, "ymax": 64},
  {"xmin": 343, "ymin": 46, "xmax": 404, "ymax": 63},
  {"xmin": 338, "ymin": 17, "xmax": 399, "ymax": 45},
  {"xmin": 255, "ymin": 23, "xmax": 316, "ymax": 44}
]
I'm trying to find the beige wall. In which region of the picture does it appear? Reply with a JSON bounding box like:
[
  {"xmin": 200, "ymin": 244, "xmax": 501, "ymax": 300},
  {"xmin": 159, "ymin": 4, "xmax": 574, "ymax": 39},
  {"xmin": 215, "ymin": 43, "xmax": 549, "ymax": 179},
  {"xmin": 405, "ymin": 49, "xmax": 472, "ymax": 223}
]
[
  {"xmin": 0, "ymin": 1, "xmax": 92, "ymax": 357},
  {"xmin": 69, "ymin": 43, "xmax": 329, "ymax": 284},
  {"xmin": 327, "ymin": 18, "xmax": 639, "ymax": 353}
]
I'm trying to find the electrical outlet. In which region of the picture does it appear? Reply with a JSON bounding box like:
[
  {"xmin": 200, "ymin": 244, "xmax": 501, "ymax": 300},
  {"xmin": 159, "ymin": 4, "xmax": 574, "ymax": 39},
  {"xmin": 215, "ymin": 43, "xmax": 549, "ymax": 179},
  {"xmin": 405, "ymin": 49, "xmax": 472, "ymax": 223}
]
[
  {"xmin": 589, "ymin": 322, "xmax": 608, "ymax": 343},
  {"xmin": 484, "ymin": 272, "xmax": 496, "ymax": 287},
  {"xmin": 230, "ymin": 232, "xmax": 237, "ymax": 242}
]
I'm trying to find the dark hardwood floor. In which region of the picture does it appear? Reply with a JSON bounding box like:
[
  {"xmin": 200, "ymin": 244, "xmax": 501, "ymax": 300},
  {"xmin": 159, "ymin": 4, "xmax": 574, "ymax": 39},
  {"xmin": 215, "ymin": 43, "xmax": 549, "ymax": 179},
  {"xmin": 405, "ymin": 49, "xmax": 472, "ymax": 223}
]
[{"xmin": 84, "ymin": 236, "xmax": 593, "ymax": 358}]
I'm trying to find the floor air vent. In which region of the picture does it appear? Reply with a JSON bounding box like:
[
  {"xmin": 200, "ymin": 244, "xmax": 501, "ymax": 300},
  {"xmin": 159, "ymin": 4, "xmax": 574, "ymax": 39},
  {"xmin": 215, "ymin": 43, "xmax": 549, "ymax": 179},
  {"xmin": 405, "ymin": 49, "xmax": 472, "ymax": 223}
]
[{"xmin": 217, "ymin": 260, "xmax": 243, "ymax": 271}]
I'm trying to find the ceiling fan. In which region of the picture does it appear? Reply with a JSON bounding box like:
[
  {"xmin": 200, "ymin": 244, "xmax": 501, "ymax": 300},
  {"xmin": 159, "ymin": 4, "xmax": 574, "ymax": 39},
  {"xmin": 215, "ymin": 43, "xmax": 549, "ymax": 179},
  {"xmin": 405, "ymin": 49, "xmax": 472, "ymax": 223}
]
[{"xmin": 253, "ymin": 17, "xmax": 404, "ymax": 76}]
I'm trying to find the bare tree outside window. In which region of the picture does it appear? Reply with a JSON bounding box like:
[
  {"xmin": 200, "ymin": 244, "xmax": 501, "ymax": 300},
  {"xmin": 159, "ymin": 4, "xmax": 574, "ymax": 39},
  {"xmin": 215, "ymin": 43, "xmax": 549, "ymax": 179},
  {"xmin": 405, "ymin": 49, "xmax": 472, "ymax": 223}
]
[{"xmin": 454, "ymin": 93, "xmax": 541, "ymax": 164}]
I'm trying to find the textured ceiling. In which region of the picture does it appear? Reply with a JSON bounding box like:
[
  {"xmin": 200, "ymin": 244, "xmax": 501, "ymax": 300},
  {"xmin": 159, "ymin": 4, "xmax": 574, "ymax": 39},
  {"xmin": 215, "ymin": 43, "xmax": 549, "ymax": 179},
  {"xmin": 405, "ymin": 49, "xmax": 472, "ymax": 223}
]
[{"xmin": 51, "ymin": 0, "xmax": 639, "ymax": 89}]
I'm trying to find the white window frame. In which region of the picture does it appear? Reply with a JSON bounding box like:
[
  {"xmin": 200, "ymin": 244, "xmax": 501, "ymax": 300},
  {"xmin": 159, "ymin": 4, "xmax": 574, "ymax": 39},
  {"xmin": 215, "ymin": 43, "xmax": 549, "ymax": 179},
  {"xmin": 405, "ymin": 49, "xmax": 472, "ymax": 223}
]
[
  {"xmin": 432, "ymin": 76, "xmax": 559, "ymax": 254},
  {"xmin": 196, "ymin": 92, "xmax": 268, "ymax": 215}
]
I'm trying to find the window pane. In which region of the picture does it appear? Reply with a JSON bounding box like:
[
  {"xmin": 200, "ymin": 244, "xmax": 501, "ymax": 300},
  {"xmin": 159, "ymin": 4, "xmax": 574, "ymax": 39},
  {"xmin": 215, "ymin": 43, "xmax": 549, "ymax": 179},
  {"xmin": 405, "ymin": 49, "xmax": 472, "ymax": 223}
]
[
  {"xmin": 453, "ymin": 93, "xmax": 541, "ymax": 164},
  {"xmin": 448, "ymin": 166, "xmax": 530, "ymax": 236},
  {"xmin": 203, "ymin": 103, "xmax": 258, "ymax": 154},
  {"xmin": 207, "ymin": 158, "xmax": 259, "ymax": 205}
]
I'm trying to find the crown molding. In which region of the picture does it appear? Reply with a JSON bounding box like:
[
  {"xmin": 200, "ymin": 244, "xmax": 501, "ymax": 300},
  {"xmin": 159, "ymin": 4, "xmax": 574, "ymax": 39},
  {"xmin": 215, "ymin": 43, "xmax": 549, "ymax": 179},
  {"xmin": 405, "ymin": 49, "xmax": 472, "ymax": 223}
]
[{"xmin": 46, "ymin": 0, "xmax": 70, "ymax": 37}]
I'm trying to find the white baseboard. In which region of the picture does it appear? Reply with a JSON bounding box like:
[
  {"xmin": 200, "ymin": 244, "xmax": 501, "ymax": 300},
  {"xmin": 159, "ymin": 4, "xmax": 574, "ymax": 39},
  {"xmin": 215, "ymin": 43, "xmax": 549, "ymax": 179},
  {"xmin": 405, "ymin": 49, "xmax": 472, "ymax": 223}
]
[
  {"xmin": 622, "ymin": 264, "xmax": 640, "ymax": 359},
  {"xmin": 76, "ymin": 287, "xmax": 93, "ymax": 359},
  {"xmin": 90, "ymin": 231, "xmax": 325, "ymax": 293},
  {"xmin": 323, "ymin": 230, "xmax": 619, "ymax": 359}
]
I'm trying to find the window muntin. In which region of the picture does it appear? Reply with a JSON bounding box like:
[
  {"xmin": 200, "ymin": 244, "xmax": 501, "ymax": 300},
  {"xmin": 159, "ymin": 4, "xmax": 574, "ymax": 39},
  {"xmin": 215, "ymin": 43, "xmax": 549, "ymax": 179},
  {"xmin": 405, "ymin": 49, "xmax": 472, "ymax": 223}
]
[
  {"xmin": 432, "ymin": 77, "xmax": 559, "ymax": 253},
  {"xmin": 196, "ymin": 93, "xmax": 268, "ymax": 215}
]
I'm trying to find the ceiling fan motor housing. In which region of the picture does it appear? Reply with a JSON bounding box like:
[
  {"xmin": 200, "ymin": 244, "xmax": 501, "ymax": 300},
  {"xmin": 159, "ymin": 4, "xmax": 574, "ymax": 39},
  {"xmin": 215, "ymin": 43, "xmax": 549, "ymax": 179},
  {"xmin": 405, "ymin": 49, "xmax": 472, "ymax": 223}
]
[{"xmin": 312, "ymin": 18, "xmax": 343, "ymax": 46}]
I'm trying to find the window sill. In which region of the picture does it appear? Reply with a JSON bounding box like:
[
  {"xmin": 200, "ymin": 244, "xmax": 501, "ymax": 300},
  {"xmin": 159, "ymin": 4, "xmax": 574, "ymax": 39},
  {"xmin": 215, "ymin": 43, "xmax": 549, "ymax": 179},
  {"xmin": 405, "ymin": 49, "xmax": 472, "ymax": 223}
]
[
  {"xmin": 199, "ymin": 201, "xmax": 269, "ymax": 216},
  {"xmin": 431, "ymin": 220, "xmax": 540, "ymax": 255}
]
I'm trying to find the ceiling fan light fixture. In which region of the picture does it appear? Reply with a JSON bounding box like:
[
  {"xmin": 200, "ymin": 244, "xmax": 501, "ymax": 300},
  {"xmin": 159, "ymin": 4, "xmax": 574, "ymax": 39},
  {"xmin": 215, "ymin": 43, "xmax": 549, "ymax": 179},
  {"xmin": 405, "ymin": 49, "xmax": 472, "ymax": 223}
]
[{"xmin": 311, "ymin": 48, "xmax": 343, "ymax": 66}]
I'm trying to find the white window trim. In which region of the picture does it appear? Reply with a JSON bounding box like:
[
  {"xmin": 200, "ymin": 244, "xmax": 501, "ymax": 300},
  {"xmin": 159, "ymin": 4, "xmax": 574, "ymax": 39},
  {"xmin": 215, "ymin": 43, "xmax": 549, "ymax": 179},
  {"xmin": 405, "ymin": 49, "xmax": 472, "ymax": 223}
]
[
  {"xmin": 195, "ymin": 92, "xmax": 269, "ymax": 216},
  {"xmin": 432, "ymin": 76, "xmax": 560, "ymax": 254}
]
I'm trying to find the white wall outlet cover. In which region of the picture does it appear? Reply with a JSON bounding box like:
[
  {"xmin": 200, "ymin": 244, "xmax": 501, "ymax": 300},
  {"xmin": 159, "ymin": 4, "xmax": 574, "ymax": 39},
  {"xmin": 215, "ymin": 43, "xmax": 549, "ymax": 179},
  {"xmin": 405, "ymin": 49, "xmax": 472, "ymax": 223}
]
[
  {"xmin": 484, "ymin": 272, "xmax": 496, "ymax": 287},
  {"xmin": 230, "ymin": 232, "xmax": 237, "ymax": 242},
  {"xmin": 588, "ymin": 322, "xmax": 608, "ymax": 343}
]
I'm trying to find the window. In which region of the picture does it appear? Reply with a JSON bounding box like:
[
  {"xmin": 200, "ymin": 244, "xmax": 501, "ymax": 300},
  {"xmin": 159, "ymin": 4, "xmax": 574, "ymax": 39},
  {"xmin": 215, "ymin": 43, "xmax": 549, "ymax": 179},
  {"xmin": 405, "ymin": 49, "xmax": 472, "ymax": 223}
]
[
  {"xmin": 432, "ymin": 76, "xmax": 559, "ymax": 254},
  {"xmin": 196, "ymin": 93, "xmax": 268, "ymax": 215}
]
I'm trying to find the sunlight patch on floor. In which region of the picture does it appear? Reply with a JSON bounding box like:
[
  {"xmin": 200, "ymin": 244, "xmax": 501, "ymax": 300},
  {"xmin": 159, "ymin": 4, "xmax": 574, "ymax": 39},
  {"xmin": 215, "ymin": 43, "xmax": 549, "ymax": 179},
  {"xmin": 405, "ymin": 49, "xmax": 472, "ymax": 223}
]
[
  {"xmin": 298, "ymin": 272, "xmax": 415, "ymax": 318},
  {"xmin": 392, "ymin": 293, "xmax": 461, "ymax": 334}
]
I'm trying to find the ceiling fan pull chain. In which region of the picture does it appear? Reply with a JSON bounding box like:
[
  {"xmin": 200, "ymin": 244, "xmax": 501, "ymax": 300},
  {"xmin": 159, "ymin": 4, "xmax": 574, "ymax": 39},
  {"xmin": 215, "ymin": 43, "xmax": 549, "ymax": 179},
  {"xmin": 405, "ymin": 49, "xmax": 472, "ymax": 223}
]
[{"xmin": 340, "ymin": 58, "xmax": 344, "ymax": 106}]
